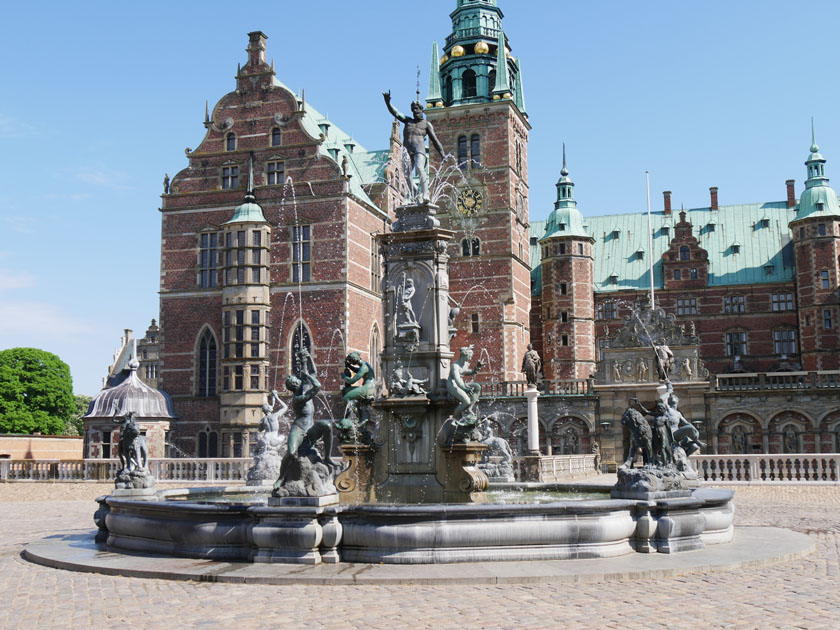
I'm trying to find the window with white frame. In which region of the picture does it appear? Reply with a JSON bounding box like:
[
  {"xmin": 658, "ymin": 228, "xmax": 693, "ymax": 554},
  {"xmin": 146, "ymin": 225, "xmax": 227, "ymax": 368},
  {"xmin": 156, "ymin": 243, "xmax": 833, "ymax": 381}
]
[
  {"xmin": 292, "ymin": 225, "xmax": 311, "ymax": 282},
  {"xmin": 677, "ymin": 297, "xmax": 697, "ymax": 315},
  {"xmin": 725, "ymin": 331, "xmax": 747, "ymax": 356},
  {"xmin": 773, "ymin": 329, "xmax": 797, "ymax": 355}
]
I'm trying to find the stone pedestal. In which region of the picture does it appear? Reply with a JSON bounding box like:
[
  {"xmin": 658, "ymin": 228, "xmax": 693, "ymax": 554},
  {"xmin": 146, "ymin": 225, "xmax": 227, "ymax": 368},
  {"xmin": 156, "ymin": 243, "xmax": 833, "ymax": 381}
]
[
  {"xmin": 439, "ymin": 442, "xmax": 489, "ymax": 503},
  {"xmin": 336, "ymin": 444, "xmax": 376, "ymax": 504},
  {"xmin": 250, "ymin": 505, "xmax": 341, "ymax": 564},
  {"xmin": 525, "ymin": 387, "xmax": 541, "ymax": 455}
]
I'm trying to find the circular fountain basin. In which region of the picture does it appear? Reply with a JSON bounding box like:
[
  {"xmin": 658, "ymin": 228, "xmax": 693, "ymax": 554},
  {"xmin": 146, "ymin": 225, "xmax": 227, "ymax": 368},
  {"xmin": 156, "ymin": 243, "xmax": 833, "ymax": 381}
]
[{"xmin": 95, "ymin": 486, "xmax": 734, "ymax": 565}]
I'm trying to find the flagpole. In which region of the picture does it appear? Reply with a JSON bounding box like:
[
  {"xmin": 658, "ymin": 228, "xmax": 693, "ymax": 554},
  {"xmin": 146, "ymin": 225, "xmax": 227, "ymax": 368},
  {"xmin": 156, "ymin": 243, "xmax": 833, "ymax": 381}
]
[{"xmin": 646, "ymin": 171, "xmax": 655, "ymax": 308}]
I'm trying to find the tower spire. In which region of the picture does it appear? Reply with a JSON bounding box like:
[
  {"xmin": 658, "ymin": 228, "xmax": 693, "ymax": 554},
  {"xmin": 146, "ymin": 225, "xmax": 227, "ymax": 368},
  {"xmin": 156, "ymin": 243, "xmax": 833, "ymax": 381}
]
[
  {"xmin": 245, "ymin": 152, "xmax": 256, "ymax": 203},
  {"xmin": 555, "ymin": 143, "xmax": 575, "ymax": 208},
  {"xmin": 811, "ymin": 116, "xmax": 818, "ymax": 152},
  {"xmin": 493, "ymin": 29, "xmax": 510, "ymax": 97},
  {"xmin": 426, "ymin": 41, "xmax": 442, "ymax": 106}
]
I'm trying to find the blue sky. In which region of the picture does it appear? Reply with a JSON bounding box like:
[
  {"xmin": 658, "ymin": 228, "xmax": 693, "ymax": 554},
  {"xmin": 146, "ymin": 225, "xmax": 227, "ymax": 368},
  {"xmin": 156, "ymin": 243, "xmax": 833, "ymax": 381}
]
[{"xmin": 2, "ymin": 0, "xmax": 839, "ymax": 395}]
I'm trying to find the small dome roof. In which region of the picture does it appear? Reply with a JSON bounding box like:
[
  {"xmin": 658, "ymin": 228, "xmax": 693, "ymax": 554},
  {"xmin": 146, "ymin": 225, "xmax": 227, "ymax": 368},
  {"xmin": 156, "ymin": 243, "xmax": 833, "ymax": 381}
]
[
  {"xmin": 796, "ymin": 184, "xmax": 840, "ymax": 221},
  {"xmin": 224, "ymin": 197, "xmax": 267, "ymax": 224},
  {"xmin": 84, "ymin": 358, "xmax": 176, "ymax": 420},
  {"xmin": 541, "ymin": 205, "xmax": 589, "ymax": 240}
]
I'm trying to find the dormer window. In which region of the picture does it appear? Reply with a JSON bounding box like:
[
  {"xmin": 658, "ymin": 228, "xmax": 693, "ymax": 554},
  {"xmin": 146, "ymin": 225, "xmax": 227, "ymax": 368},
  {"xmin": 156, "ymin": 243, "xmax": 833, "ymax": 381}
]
[
  {"xmin": 318, "ymin": 122, "xmax": 330, "ymax": 136},
  {"xmin": 328, "ymin": 148, "xmax": 340, "ymax": 160},
  {"xmin": 662, "ymin": 225, "xmax": 670, "ymax": 236},
  {"xmin": 559, "ymin": 222, "xmax": 566, "ymax": 231},
  {"xmin": 608, "ymin": 273, "xmax": 618, "ymax": 285},
  {"xmin": 636, "ymin": 249, "xmax": 645, "ymax": 260},
  {"xmin": 764, "ymin": 264, "xmax": 775, "ymax": 276},
  {"xmin": 759, "ymin": 217, "xmax": 770, "ymax": 228},
  {"xmin": 707, "ymin": 222, "xmax": 716, "ymax": 233},
  {"xmin": 530, "ymin": 236, "xmax": 538, "ymax": 246},
  {"xmin": 344, "ymin": 140, "xmax": 356, "ymax": 154},
  {"xmin": 612, "ymin": 229, "xmax": 620, "ymax": 239},
  {"xmin": 817, "ymin": 202, "xmax": 825, "ymax": 212},
  {"xmin": 226, "ymin": 133, "xmax": 236, "ymax": 152},
  {"xmin": 732, "ymin": 242, "xmax": 741, "ymax": 254}
]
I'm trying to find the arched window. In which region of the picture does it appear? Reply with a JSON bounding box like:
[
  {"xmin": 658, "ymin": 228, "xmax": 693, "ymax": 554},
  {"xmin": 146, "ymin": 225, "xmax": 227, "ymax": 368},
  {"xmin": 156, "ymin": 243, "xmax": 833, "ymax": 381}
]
[
  {"xmin": 470, "ymin": 134, "xmax": 480, "ymax": 167},
  {"xmin": 198, "ymin": 329, "xmax": 217, "ymax": 397},
  {"xmin": 679, "ymin": 246, "xmax": 690, "ymax": 261},
  {"xmin": 457, "ymin": 135, "xmax": 468, "ymax": 168},
  {"xmin": 444, "ymin": 75, "xmax": 453, "ymax": 104},
  {"xmin": 226, "ymin": 133, "xmax": 236, "ymax": 152},
  {"xmin": 462, "ymin": 69, "xmax": 477, "ymax": 98},
  {"xmin": 488, "ymin": 69, "xmax": 496, "ymax": 95},
  {"xmin": 271, "ymin": 128, "xmax": 281, "ymax": 147},
  {"xmin": 197, "ymin": 428, "xmax": 219, "ymax": 458},
  {"xmin": 462, "ymin": 238, "xmax": 480, "ymax": 256},
  {"xmin": 290, "ymin": 322, "xmax": 312, "ymax": 377}
]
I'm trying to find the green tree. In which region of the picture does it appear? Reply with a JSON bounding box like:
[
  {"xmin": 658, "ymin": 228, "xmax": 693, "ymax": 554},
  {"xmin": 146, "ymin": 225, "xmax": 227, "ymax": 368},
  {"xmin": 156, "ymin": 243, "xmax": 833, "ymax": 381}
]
[
  {"xmin": 0, "ymin": 348, "xmax": 75, "ymax": 435},
  {"xmin": 67, "ymin": 394, "xmax": 92, "ymax": 436}
]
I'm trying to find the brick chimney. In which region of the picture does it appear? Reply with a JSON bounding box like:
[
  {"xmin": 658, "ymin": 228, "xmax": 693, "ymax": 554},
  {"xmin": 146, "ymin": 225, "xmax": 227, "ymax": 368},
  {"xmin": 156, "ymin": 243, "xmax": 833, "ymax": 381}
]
[
  {"xmin": 663, "ymin": 190, "xmax": 672, "ymax": 215},
  {"xmin": 709, "ymin": 186, "xmax": 719, "ymax": 211},
  {"xmin": 786, "ymin": 179, "xmax": 796, "ymax": 208},
  {"xmin": 247, "ymin": 31, "xmax": 268, "ymax": 67}
]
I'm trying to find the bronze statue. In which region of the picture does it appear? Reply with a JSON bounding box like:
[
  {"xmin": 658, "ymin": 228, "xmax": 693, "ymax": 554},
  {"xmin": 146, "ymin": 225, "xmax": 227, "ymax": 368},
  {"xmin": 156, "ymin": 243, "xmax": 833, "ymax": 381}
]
[
  {"xmin": 115, "ymin": 411, "xmax": 148, "ymax": 473},
  {"xmin": 335, "ymin": 351, "xmax": 377, "ymax": 444},
  {"xmin": 447, "ymin": 345, "xmax": 483, "ymax": 425},
  {"xmin": 383, "ymin": 91, "xmax": 444, "ymax": 204},
  {"xmin": 521, "ymin": 344, "xmax": 542, "ymax": 388}
]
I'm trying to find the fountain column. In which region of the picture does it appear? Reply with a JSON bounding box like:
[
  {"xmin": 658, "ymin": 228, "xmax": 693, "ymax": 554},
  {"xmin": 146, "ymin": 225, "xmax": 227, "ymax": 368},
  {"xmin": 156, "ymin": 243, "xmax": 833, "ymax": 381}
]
[{"xmin": 520, "ymin": 386, "xmax": 542, "ymax": 481}]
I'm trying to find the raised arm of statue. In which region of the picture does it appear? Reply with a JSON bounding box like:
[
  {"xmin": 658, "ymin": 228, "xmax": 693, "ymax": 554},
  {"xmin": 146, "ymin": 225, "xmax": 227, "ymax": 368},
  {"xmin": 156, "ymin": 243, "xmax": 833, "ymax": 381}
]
[{"xmin": 383, "ymin": 91, "xmax": 409, "ymax": 123}]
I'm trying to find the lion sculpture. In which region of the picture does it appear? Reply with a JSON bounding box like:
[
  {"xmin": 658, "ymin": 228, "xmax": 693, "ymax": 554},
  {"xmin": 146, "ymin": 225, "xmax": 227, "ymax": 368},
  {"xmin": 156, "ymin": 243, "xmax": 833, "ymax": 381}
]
[{"xmin": 621, "ymin": 407, "xmax": 653, "ymax": 468}]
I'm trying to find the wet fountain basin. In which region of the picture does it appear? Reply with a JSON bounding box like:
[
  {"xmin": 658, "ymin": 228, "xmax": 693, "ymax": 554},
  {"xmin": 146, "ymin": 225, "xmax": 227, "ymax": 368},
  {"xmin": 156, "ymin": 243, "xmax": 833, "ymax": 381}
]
[{"xmin": 96, "ymin": 486, "xmax": 734, "ymax": 564}]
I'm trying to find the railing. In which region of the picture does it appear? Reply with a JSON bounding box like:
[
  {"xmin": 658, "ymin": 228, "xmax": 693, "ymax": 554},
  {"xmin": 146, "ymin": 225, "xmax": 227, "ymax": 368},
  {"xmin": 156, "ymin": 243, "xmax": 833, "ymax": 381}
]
[
  {"xmin": 445, "ymin": 26, "xmax": 502, "ymax": 48},
  {"xmin": 0, "ymin": 458, "xmax": 253, "ymax": 483},
  {"xmin": 512, "ymin": 454, "xmax": 599, "ymax": 482},
  {"xmin": 480, "ymin": 379, "xmax": 593, "ymax": 399},
  {"xmin": 713, "ymin": 370, "xmax": 840, "ymax": 392},
  {"xmin": 692, "ymin": 454, "xmax": 840, "ymax": 483}
]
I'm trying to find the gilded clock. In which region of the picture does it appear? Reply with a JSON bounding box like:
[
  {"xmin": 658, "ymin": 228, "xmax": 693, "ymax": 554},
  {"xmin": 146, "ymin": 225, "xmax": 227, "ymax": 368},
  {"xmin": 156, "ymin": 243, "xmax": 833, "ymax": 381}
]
[{"xmin": 456, "ymin": 189, "xmax": 483, "ymax": 217}]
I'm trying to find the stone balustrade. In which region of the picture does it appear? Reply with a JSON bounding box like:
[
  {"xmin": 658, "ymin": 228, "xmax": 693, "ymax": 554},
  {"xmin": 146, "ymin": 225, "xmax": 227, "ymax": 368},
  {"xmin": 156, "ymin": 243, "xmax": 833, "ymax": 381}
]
[
  {"xmin": 480, "ymin": 378, "xmax": 593, "ymax": 399},
  {"xmin": 713, "ymin": 370, "xmax": 840, "ymax": 392},
  {"xmin": 512, "ymin": 454, "xmax": 600, "ymax": 482},
  {"xmin": 0, "ymin": 458, "xmax": 253, "ymax": 483},
  {"xmin": 693, "ymin": 454, "xmax": 840, "ymax": 483}
]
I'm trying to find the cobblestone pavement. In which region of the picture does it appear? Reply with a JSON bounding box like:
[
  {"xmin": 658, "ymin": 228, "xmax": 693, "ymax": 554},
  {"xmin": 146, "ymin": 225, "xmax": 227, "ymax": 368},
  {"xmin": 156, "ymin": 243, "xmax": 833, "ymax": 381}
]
[{"xmin": 1, "ymin": 484, "xmax": 838, "ymax": 630}]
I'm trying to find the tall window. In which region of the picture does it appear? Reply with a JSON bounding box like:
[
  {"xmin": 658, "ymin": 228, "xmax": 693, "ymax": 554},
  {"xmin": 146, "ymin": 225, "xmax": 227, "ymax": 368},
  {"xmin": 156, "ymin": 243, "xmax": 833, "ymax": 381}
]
[
  {"xmin": 774, "ymin": 329, "xmax": 797, "ymax": 354},
  {"xmin": 271, "ymin": 128, "xmax": 281, "ymax": 147},
  {"xmin": 292, "ymin": 225, "xmax": 311, "ymax": 282},
  {"xmin": 724, "ymin": 295, "xmax": 744, "ymax": 313},
  {"xmin": 822, "ymin": 270, "xmax": 830, "ymax": 289},
  {"xmin": 560, "ymin": 283, "xmax": 567, "ymax": 295},
  {"xmin": 371, "ymin": 236, "xmax": 381, "ymax": 292},
  {"xmin": 267, "ymin": 161, "xmax": 285, "ymax": 185},
  {"xmin": 197, "ymin": 429, "xmax": 219, "ymax": 458},
  {"xmin": 462, "ymin": 238, "xmax": 480, "ymax": 256},
  {"xmin": 462, "ymin": 69, "xmax": 477, "ymax": 98},
  {"xmin": 198, "ymin": 330, "xmax": 217, "ymax": 397},
  {"xmin": 221, "ymin": 165, "xmax": 239, "ymax": 189},
  {"xmin": 471, "ymin": 313, "xmax": 480, "ymax": 333},
  {"xmin": 470, "ymin": 134, "xmax": 480, "ymax": 167},
  {"xmin": 825, "ymin": 309, "xmax": 833, "ymax": 329},
  {"xmin": 772, "ymin": 293, "xmax": 794, "ymax": 311},
  {"xmin": 515, "ymin": 141, "xmax": 523, "ymax": 174},
  {"xmin": 226, "ymin": 133, "xmax": 236, "ymax": 151},
  {"xmin": 290, "ymin": 324, "xmax": 312, "ymax": 377},
  {"xmin": 679, "ymin": 246, "xmax": 691, "ymax": 261},
  {"xmin": 677, "ymin": 297, "xmax": 697, "ymax": 315},
  {"xmin": 457, "ymin": 136, "xmax": 468, "ymax": 169},
  {"xmin": 487, "ymin": 69, "xmax": 496, "ymax": 96},
  {"xmin": 198, "ymin": 232, "xmax": 218, "ymax": 288},
  {"xmin": 725, "ymin": 331, "xmax": 747, "ymax": 357}
]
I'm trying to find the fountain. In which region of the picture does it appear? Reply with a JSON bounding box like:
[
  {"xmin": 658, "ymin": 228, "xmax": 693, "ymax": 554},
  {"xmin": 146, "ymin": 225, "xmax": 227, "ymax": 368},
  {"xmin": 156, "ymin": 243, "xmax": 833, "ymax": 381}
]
[{"xmin": 87, "ymin": 94, "xmax": 735, "ymax": 568}]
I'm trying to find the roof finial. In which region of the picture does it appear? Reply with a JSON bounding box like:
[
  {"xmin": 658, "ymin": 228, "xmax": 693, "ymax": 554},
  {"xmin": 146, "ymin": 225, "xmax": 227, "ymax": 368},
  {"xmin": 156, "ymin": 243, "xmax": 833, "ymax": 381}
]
[
  {"xmin": 245, "ymin": 152, "xmax": 256, "ymax": 203},
  {"xmin": 128, "ymin": 339, "xmax": 139, "ymax": 371},
  {"xmin": 811, "ymin": 116, "xmax": 819, "ymax": 153},
  {"xmin": 204, "ymin": 100, "xmax": 209, "ymax": 124},
  {"xmin": 561, "ymin": 142, "xmax": 568, "ymax": 176}
]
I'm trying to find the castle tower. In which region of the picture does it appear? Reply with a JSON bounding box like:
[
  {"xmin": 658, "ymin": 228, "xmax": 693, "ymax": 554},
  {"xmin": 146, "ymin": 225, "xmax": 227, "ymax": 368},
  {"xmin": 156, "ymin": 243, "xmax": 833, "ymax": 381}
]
[
  {"xmin": 538, "ymin": 149, "xmax": 596, "ymax": 380},
  {"xmin": 425, "ymin": 0, "xmax": 531, "ymax": 382},
  {"xmin": 218, "ymin": 162, "xmax": 272, "ymax": 457},
  {"xmin": 790, "ymin": 123, "xmax": 840, "ymax": 370}
]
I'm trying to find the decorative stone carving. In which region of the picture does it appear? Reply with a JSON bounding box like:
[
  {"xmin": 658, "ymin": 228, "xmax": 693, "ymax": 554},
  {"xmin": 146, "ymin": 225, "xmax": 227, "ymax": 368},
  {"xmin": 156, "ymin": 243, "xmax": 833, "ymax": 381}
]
[
  {"xmin": 521, "ymin": 344, "xmax": 541, "ymax": 388},
  {"xmin": 246, "ymin": 390, "xmax": 288, "ymax": 486},
  {"xmin": 441, "ymin": 345, "xmax": 484, "ymax": 444},
  {"xmin": 389, "ymin": 361, "xmax": 428, "ymax": 397}
]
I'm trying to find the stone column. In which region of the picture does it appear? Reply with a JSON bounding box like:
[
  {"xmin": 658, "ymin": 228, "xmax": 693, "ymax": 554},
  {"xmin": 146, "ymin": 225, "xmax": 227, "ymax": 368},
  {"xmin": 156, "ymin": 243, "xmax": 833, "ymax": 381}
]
[{"xmin": 525, "ymin": 387, "xmax": 541, "ymax": 455}]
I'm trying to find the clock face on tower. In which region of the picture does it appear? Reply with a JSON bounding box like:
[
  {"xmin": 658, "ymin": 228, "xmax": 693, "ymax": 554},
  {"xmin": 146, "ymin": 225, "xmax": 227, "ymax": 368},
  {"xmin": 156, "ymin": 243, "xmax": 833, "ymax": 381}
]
[{"xmin": 456, "ymin": 189, "xmax": 483, "ymax": 217}]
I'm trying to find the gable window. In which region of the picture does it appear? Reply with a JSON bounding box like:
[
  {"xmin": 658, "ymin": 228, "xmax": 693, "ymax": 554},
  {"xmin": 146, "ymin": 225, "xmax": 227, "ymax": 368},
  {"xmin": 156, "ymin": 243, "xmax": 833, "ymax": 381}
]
[
  {"xmin": 462, "ymin": 238, "xmax": 480, "ymax": 256},
  {"xmin": 226, "ymin": 133, "xmax": 236, "ymax": 152},
  {"xmin": 673, "ymin": 269, "xmax": 682, "ymax": 280},
  {"xmin": 462, "ymin": 69, "xmax": 477, "ymax": 98},
  {"xmin": 690, "ymin": 268, "xmax": 698, "ymax": 279},
  {"xmin": 677, "ymin": 297, "xmax": 697, "ymax": 316},
  {"xmin": 470, "ymin": 134, "xmax": 480, "ymax": 167},
  {"xmin": 772, "ymin": 293, "xmax": 794, "ymax": 311},
  {"xmin": 725, "ymin": 331, "xmax": 747, "ymax": 356},
  {"xmin": 221, "ymin": 165, "xmax": 239, "ymax": 190},
  {"xmin": 198, "ymin": 232, "xmax": 219, "ymax": 288},
  {"xmin": 292, "ymin": 225, "xmax": 311, "ymax": 282},
  {"xmin": 271, "ymin": 128, "xmax": 281, "ymax": 147},
  {"xmin": 821, "ymin": 270, "xmax": 830, "ymax": 289},
  {"xmin": 724, "ymin": 295, "xmax": 745, "ymax": 313},
  {"xmin": 471, "ymin": 313, "xmax": 480, "ymax": 334},
  {"xmin": 198, "ymin": 329, "xmax": 217, "ymax": 397},
  {"xmin": 679, "ymin": 246, "xmax": 690, "ymax": 261},
  {"xmin": 267, "ymin": 161, "xmax": 285, "ymax": 185},
  {"xmin": 774, "ymin": 329, "xmax": 797, "ymax": 355}
]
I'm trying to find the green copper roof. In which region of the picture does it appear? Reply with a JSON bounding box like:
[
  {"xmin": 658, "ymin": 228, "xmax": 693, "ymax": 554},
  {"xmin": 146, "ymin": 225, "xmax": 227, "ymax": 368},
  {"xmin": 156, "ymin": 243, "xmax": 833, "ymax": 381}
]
[
  {"xmin": 531, "ymin": 201, "xmax": 799, "ymax": 295},
  {"xmin": 225, "ymin": 200, "xmax": 267, "ymax": 224},
  {"xmin": 492, "ymin": 29, "xmax": 510, "ymax": 94},
  {"xmin": 513, "ymin": 57, "xmax": 527, "ymax": 114},
  {"xmin": 272, "ymin": 77, "xmax": 384, "ymax": 212},
  {"xmin": 541, "ymin": 148, "xmax": 588, "ymax": 240}
]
